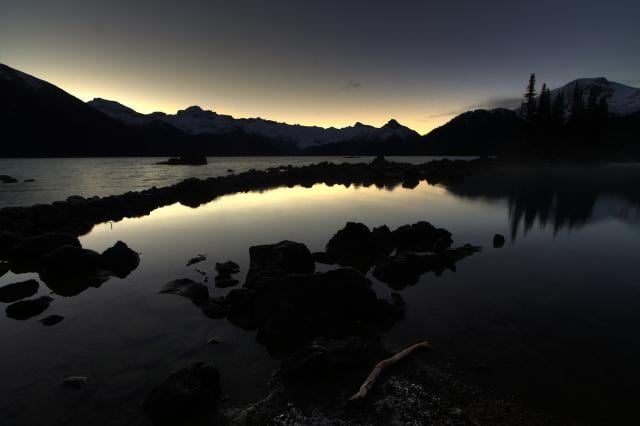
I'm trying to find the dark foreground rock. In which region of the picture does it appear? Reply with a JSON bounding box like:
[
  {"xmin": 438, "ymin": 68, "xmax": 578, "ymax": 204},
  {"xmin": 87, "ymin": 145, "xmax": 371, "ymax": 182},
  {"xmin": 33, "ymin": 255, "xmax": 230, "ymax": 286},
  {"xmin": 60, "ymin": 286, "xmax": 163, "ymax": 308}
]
[
  {"xmin": 493, "ymin": 233, "xmax": 506, "ymax": 248},
  {"xmin": 6, "ymin": 296, "xmax": 53, "ymax": 320},
  {"xmin": 228, "ymin": 267, "xmax": 403, "ymax": 352},
  {"xmin": 0, "ymin": 279, "xmax": 39, "ymax": 303},
  {"xmin": 143, "ymin": 362, "xmax": 221, "ymax": 426},
  {"xmin": 317, "ymin": 222, "xmax": 394, "ymax": 271},
  {"xmin": 4, "ymin": 233, "xmax": 81, "ymax": 269},
  {"xmin": 159, "ymin": 278, "xmax": 209, "ymax": 307},
  {"xmin": 100, "ymin": 241, "xmax": 140, "ymax": 278},
  {"xmin": 0, "ymin": 261, "xmax": 8, "ymax": 277},
  {"xmin": 245, "ymin": 240, "xmax": 314, "ymax": 287}
]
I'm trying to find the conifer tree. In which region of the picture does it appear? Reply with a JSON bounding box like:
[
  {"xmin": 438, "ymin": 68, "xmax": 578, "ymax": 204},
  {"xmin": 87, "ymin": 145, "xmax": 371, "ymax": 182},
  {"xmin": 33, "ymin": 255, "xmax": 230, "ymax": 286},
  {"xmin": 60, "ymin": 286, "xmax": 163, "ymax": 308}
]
[
  {"xmin": 537, "ymin": 83, "xmax": 551, "ymax": 122},
  {"xmin": 551, "ymin": 91, "xmax": 565, "ymax": 125},
  {"xmin": 569, "ymin": 82, "xmax": 584, "ymax": 122},
  {"xmin": 523, "ymin": 73, "xmax": 537, "ymax": 122}
]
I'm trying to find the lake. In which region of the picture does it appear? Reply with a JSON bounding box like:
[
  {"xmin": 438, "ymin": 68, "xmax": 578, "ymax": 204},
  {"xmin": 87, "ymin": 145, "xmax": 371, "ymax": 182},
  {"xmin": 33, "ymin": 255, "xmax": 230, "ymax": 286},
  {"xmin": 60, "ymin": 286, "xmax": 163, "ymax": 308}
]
[{"xmin": 1, "ymin": 157, "xmax": 639, "ymax": 425}]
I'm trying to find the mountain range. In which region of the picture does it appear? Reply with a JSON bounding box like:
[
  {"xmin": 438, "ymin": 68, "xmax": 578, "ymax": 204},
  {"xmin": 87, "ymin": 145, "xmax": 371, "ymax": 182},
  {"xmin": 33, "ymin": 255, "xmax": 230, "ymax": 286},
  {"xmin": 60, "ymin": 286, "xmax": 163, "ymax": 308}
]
[{"xmin": 1, "ymin": 63, "xmax": 639, "ymax": 157}]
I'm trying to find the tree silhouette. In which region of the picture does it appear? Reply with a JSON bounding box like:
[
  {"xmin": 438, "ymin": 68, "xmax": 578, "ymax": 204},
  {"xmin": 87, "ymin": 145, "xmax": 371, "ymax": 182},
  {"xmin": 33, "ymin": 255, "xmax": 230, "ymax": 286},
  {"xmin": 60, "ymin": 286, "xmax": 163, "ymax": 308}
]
[
  {"xmin": 537, "ymin": 83, "xmax": 551, "ymax": 123},
  {"xmin": 551, "ymin": 91, "xmax": 566, "ymax": 125},
  {"xmin": 523, "ymin": 73, "xmax": 537, "ymax": 122}
]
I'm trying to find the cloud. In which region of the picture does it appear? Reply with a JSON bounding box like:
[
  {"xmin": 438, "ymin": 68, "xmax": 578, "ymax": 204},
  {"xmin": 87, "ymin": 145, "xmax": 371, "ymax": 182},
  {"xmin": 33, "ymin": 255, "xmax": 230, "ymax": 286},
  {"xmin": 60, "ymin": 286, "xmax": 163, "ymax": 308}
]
[
  {"xmin": 346, "ymin": 80, "xmax": 363, "ymax": 89},
  {"xmin": 428, "ymin": 96, "xmax": 522, "ymax": 118}
]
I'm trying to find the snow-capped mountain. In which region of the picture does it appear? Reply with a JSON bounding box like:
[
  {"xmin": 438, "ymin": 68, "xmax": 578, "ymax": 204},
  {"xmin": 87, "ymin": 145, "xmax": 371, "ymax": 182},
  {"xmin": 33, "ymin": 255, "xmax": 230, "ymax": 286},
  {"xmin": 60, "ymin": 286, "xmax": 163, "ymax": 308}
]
[
  {"xmin": 531, "ymin": 78, "xmax": 640, "ymax": 115},
  {"xmin": 88, "ymin": 99, "xmax": 420, "ymax": 149}
]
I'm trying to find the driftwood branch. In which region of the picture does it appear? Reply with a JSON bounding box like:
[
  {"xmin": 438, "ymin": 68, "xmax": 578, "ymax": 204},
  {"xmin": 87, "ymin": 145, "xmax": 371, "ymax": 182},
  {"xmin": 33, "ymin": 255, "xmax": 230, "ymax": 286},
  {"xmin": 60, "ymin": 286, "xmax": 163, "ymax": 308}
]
[{"xmin": 348, "ymin": 340, "xmax": 431, "ymax": 401}]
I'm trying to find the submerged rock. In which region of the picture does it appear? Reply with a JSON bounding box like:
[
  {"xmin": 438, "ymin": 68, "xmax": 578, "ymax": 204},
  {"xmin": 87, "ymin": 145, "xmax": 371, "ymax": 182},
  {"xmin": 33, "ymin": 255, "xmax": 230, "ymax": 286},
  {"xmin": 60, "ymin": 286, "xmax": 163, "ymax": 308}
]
[
  {"xmin": 6, "ymin": 296, "xmax": 53, "ymax": 320},
  {"xmin": 40, "ymin": 314, "xmax": 64, "ymax": 326},
  {"xmin": 60, "ymin": 376, "xmax": 87, "ymax": 389},
  {"xmin": 201, "ymin": 297, "xmax": 230, "ymax": 319},
  {"xmin": 214, "ymin": 274, "xmax": 239, "ymax": 288},
  {"xmin": 101, "ymin": 241, "xmax": 140, "ymax": 278},
  {"xmin": 143, "ymin": 362, "xmax": 221, "ymax": 426},
  {"xmin": 493, "ymin": 234, "xmax": 506, "ymax": 248},
  {"xmin": 246, "ymin": 240, "xmax": 314, "ymax": 286},
  {"xmin": 159, "ymin": 278, "xmax": 209, "ymax": 307},
  {"xmin": 0, "ymin": 279, "xmax": 39, "ymax": 303},
  {"xmin": 186, "ymin": 254, "xmax": 207, "ymax": 267}
]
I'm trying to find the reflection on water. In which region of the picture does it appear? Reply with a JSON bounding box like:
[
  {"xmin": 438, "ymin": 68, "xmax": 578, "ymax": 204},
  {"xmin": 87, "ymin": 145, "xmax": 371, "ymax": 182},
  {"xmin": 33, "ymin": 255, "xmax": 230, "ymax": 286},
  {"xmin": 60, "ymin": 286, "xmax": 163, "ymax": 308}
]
[
  {"xmin": 440, "ymin": 164, "xmax": 640, "ymax": 239},
  {"xmin": 0, "ymin": 164, "xmax": 639, "ymax": 425}
]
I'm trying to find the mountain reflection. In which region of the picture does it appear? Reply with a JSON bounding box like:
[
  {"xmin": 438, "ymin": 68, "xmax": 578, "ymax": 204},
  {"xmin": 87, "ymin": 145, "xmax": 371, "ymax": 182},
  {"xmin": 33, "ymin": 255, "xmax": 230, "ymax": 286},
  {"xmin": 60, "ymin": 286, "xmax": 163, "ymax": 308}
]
[{"xmin": 439, "ymin": 165, "xmax": 640, "ymax": 239}]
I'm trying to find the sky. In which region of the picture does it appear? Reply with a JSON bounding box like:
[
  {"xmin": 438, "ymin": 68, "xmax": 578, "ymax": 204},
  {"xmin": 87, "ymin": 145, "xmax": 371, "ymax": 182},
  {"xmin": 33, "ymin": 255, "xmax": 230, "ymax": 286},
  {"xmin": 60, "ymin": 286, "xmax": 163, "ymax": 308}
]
[{"xmin": 1, "ymin": 0, "xmax": 639, "ymax": 134}]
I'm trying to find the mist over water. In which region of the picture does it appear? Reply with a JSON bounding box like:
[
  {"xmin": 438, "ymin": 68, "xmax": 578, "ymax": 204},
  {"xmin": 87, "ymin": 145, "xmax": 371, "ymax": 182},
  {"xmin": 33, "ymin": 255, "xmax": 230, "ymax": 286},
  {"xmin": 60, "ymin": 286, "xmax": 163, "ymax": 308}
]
[{"xmin": 0, "ymin": 158, "xmax": 639, "ymax": 425}]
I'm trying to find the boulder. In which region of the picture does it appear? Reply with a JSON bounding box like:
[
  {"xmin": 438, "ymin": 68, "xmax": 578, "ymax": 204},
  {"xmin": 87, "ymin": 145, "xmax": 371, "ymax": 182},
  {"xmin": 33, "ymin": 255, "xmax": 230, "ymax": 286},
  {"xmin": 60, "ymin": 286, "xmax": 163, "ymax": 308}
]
[
  {"xmin": 159, "ymin": 278, "xmax": 209, "ymax": 307},
  {"xmin": 245, "ymin": 240, "xmax": 314, "ymax": 286},
  {"xmin": 493, "ymin": 234, "xmax": 506, "ymax": 248},
  {"xmin": 0, "ymin": 279, "xmax": 39, "ymax": 303},
  {"xmin": 215, "ymin": 260, "xmax": 240, "ymax": 275},
  {"xmin": 6, "ymin": 296, "xmax": 53, "ymax": 320},
  {"xmin": 7, "ymin": 233, "xmax": 81, "ymax": 266},
  {"xmin": 39, "ymin": 245, "xmax": 110, "ymax": 296},
  {"xmin": 250, "ymin": 268, "xmax": 387, "ymax": 350},
  {"xmin": 60, "ymin": 376, "xmax": 88, "ymax": 389},
  {"xmin": 101, "ymin": 241, "xmax": 140, "ymax": 278},
  {"xmin": 324, "ymin": 222, "xmax": 380, "ymax": 270},
  {"xmin": 143, "ymin": 362, "xmax": 221, "ymax": 426},
  {"xmin": 225, "ymin": 288, "xmax": 258, "ymax": 330},
  {"xmin": 392, "ymin": 221, "xmax": 453, "ymax": 252}
]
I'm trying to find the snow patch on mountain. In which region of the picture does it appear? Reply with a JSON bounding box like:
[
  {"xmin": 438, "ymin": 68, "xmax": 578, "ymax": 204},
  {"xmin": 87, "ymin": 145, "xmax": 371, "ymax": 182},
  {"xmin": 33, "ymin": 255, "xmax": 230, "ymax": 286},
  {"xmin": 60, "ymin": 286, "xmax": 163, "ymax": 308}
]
[{"xmin": 88, "ymin": 100, "xmax": 420, "ymax": 148}]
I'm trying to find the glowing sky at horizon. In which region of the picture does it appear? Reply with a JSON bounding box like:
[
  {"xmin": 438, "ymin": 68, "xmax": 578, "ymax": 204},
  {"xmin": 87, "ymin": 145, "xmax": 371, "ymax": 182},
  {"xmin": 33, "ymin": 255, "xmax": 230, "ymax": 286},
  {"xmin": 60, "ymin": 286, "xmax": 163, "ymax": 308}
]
[{"xmin": 1, "ymin": 0, "xmax": 639, "ymax": 134}]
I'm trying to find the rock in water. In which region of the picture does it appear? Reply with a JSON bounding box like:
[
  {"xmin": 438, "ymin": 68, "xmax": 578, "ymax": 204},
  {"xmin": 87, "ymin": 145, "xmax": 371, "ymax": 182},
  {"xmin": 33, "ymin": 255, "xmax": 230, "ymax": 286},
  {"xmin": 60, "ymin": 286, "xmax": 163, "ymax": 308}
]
[
  {"xmin": 40, "ymin": 314, "xmax": 64, "ymax": 326},
  {"xmin": 393, "ymin": 221, "xmax": 453, "ymax": 252},
  {"xmin": 143, "ymin": 362, "xmax": 221, "ymax": 426},
  {"xmin": 0, "ymin": 279, "xmax": 39, "ymax": 303},
  {"xmin": 157, "ymin": 154, "xmax": 207, "ymax": 166},
  {"xmin": 7, "ymin": 233, "xmax": 81, "ymax": 264},
  {"xmin": 159, "ymin": 278, "xmax": 209, "ymax": 307},
  {"xmin": 60, "ymin": 376, "xmax": 87, "ymax": 389},
  {"xmin": 39, "ymin": 245, "xmax": 110, "ymax": 295},
  {"xmin": 214, "ymin": 274, "xmax": 239, "ymax": 288},
  {"xmin": 186, "ymin": 254, "xmax": 207, "ymax": 267},
  {"xmin": 215, "ymin": 260, "xmax": 240, "ymax": 275},
  {"xmin": 201, "ymin": 297, "xmax": 230, "ymax": 319},
  {"xmin": 493, "ymin": 234, "xmax": 506, "ymax": 248},
  {"xmin": 6, "ymin": 296, "xmax": 53, "ymax": 320},
  {"xmin": 246, "ymin": 240, "xmax": 314, "ymax": 286},
  {"xmin": 0, "ymin": 175, "xmax": 18, "ymax": 183},
  {"xmin": 101, "ymin": 241, "xmax": 140, "ymax": 278}
]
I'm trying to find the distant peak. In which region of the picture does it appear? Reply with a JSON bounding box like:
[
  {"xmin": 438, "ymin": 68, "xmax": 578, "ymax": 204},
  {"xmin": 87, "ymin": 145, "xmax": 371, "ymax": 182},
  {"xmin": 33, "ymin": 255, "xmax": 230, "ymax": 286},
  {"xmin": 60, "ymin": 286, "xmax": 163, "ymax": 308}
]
[
  {"xmin": 180, "ymin": 105, "xmax": 205, "ymax": 114},
  {"xmin": 354, "ymin": 121, "xmax": 366, "ymax": 127},
  {"xmin": 383, "ymin": 119, "xmax": 402, "ymax": 128}
]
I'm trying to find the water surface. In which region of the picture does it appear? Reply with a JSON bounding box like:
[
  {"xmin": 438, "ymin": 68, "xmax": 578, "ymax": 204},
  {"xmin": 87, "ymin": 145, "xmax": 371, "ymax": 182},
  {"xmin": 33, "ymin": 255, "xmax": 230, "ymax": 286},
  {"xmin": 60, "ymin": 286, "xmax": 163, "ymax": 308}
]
[{"xmin": 0, "ymin": 161, "xmax": 639, "ymax": 425}]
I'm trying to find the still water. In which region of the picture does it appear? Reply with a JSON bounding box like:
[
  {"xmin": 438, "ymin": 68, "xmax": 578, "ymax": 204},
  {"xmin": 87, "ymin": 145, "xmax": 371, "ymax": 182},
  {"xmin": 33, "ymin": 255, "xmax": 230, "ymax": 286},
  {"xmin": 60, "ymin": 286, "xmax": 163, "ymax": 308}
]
[{"xmin": 0, "ymin": 159, "xmax": 639, "ymax": 425}]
